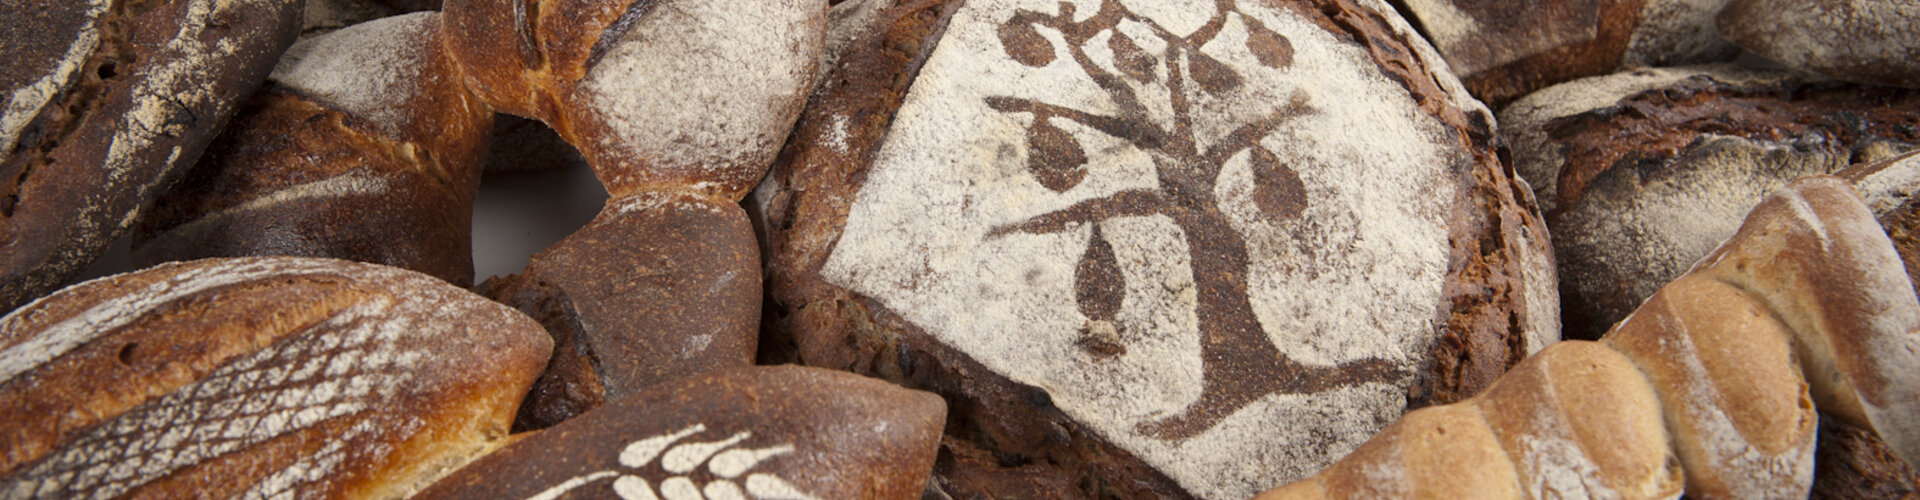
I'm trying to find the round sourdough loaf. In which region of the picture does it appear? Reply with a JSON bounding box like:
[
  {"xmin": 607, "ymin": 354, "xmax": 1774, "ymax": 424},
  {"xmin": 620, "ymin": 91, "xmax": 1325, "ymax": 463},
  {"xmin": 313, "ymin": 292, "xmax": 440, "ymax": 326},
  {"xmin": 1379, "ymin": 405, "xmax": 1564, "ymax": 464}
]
[
  {"xmin": 752, "ymin": 0, "xmax": 1557, "ymax": 497},
  {"xmin": 0, "ymin": 0, "xmax": 302, "ymax": 312},
  {"xmin": 1498, "ymin": 64, "xmax": 1920, "ymax": 339},
  {"xmin": 1718, "ymin": 0, "xmax": 1920, "ymax": 88},
  {"xmin": 416, "ymin": 365, "xmax": 946, "ymax": 500},
  {"xmin": 0, "ymin": 256, "xmax": 552, "ymax": 499},
  {"xmin": 1394, "ymin": 0, "xmax": 1738, "ymax": 108}
]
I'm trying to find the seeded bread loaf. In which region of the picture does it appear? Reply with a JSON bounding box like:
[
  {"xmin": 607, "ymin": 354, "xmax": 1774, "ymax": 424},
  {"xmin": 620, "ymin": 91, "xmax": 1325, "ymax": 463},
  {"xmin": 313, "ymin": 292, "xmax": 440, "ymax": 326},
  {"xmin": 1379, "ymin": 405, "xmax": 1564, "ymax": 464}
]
[
  {"xmin": 0, "ymin": 256, "xmax": 552, "ymax": 499},
  {"xmin": 752, "ymin": 0, "xmax": 1557, "ymax": 497},
  {"xmin": 0, "ymin": 0, "xmax": 302, "ymax": 312}
]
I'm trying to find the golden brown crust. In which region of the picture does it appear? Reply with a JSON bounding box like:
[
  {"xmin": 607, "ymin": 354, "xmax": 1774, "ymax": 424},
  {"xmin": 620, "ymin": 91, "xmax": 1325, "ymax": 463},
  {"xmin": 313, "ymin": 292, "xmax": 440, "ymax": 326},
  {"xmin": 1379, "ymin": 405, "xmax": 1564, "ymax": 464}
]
[
  {"xmin": 0, "ymin": 257, "xmax": 551, "ymax": 498},
  {"xmin": 1602, "ymin": 274, "xmax": 1817, "ymax": 498}
]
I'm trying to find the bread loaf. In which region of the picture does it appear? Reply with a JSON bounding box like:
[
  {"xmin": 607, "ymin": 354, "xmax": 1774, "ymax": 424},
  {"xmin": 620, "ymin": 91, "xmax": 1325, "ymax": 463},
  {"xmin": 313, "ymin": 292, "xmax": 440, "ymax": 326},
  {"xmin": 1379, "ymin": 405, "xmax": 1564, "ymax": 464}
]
[
  {"xmin": 416, "ymin": 365, "xmax": 946, "ymax": 499},
  {"xmin": 133, "ymin": 12, "xmax": 491, "ymax": 287},
  {"xmin": 0, "ymin": 0, "xmax": 302, "ymax": 312},
  {"xmin": 1718, "ymin": 0, "xmax": 1920, "ymax": 88},
  {"xmin": 752, "ymin": 0, "xmax": 1557, "ymax": 497},
  {"xmin": 1256, "ymin": 176, "xmax": 1920, "ymax": 499},
  {"xmin": 1498, "ymin": 64, "xmax": 1920, "ymax": 339},
  {"xmin": 1396, "ymin": 0, "xmax": 1738, "ymax": 107},
  {"xmin": 0, "ymin": 256, "xmax": 552, "ymax": 498},
  {"xmin": 1840, "ymin": 150, "xmax": 1920, "ymax": 298}
]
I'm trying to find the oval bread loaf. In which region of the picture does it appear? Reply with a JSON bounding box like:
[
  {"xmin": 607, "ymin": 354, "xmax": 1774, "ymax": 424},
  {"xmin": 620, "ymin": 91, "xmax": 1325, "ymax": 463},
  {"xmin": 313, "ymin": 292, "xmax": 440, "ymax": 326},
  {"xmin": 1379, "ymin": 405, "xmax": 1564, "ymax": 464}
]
[
  {"xmin": 0, "ymin": 0, "xmax": 303, "ymax": 312},
  {"xmin": 0, "ymin": 256, "xmax": 552, "ymax": 499}
]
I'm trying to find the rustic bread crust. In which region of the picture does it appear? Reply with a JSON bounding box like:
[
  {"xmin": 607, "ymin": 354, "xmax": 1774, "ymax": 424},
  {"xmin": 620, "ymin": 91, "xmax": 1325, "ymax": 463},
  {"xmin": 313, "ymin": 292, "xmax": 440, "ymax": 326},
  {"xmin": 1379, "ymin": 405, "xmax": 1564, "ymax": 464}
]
[
  {"xmin": 132, "ymin": 12, "xmax": 491, "ymax": 287},
  {"xmin": 752, "ymin": 0, "xmax": 1554, "ymax": 497},
  {"xmin": 0, "ymin": 256, "xmax": 552, "ymax": 499},
  {"xmin": 1719, "ymin": 0, "xmax": 1920, "ymax": 88},
  {"xmin": 415, "ymin": 365, "xmax": 946, "ymax": 499},
  {"xmin": 1498, "ymin": 64, "xmax": 1920, "ymax": 339},
  {"xmin": 0, "ymin": 0, "xmax": 303, "ymax": 313}
]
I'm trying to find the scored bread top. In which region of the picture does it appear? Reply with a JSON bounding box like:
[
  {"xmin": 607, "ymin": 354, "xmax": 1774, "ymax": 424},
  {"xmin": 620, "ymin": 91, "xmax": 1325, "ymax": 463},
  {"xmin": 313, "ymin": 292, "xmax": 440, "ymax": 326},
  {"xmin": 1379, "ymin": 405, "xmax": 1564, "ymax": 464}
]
[{"xmin": 0, "ymin": 257, "xmax": 551, "ymax": 499}]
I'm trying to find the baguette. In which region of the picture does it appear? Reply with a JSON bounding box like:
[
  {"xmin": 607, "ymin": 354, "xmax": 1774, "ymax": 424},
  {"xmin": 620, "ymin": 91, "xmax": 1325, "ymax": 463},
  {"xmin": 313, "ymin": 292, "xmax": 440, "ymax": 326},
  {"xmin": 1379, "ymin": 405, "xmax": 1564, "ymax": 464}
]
[{"xmin": 1257, "ymin": 176, "xmax": 1920, "ymax": 499}]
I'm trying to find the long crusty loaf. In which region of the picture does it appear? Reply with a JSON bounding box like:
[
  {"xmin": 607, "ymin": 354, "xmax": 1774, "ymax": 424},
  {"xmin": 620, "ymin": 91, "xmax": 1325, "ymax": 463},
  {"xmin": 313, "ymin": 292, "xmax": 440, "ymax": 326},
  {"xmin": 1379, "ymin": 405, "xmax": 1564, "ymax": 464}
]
[
  {"xmin": 0, "ymin": 256, "xmax": 551, "ymax": 499},
  {"xmin": 1258, "ymin": 176, "xmax": 1920, "ymax": 499},
  {"xmin": 132, "ymin": 12, "xmax": 492, "ymax": 288}
]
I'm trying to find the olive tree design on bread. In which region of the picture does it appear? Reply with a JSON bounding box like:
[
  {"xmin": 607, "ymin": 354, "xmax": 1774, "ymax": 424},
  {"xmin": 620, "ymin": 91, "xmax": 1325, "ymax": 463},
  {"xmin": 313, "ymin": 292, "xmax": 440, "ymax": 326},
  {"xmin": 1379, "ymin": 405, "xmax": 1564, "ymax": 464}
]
[{"xmin": 989, "ymin": 0, "xmax": 1404, "ymax": 440}]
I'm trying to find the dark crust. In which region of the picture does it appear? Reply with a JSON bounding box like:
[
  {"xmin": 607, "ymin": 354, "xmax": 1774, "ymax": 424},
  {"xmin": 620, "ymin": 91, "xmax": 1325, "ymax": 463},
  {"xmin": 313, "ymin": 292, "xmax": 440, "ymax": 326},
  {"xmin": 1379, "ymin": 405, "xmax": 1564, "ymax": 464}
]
[
  {"xmin": 1544, "ymin": 78, "xmax": 1920, "ymax": 217},
  {"xmin": 1541, "ymin": 75, "xmax": 1920, "ymax": 339},
  {"xmin": 130, "ymin": 85, "xmax": 486, "ymax": 287},
  {"xmin": 1458, "ymin": 0, "xmax": 1644, "ymax": 109},
  {"xmin": 488, "ymin": 192, "xmax": 760, "ymax": 430},
  {"xmin": 756, "ymin": 0, "xmax": 1544, "ymax": 496},
  {"xmin": 1812, "ymin": 414, "xmax": 1920, "ymax": 499},
  {"xmin": 415, "ymin": 366, "xmax": 947, "ymax": 500},
  {"xmin": 0, "ymin": 0, "xmax": 303, "ymax": 312}
]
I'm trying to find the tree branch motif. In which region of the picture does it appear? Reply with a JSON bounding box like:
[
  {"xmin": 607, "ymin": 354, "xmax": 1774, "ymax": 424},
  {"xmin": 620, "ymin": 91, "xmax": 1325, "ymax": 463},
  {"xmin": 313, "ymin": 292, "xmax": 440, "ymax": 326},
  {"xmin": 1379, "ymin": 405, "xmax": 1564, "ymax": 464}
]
[{"xmin": 988, "ymin": 0, "xmax": 1405, "ymax": 440}]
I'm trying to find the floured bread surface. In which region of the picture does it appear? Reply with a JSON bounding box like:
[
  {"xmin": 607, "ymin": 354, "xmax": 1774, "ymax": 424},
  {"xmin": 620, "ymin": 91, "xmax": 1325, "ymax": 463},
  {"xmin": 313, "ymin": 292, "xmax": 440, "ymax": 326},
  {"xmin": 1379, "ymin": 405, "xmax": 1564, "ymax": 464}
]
[
  {"xmin": 573, "ymin": 0, "xmax": 822, "ymax": 198},
  {"xmin": 1719, "ymin": 0, "xmax": 1920, "ymax": 87},
  {"xmin": 819, "ymin": 0, "xmax": 1478, "ymax": 497},
  {"xmin": 273, "ymin": 12, "xmax": 437, "ymax": 138},
  {"xmin": 0, "ymin": 257, "xmax": 551, "ymax": 499},
  {"xmin": 0, "ymin": 0, "xmax": 302, "ymax": 312}
]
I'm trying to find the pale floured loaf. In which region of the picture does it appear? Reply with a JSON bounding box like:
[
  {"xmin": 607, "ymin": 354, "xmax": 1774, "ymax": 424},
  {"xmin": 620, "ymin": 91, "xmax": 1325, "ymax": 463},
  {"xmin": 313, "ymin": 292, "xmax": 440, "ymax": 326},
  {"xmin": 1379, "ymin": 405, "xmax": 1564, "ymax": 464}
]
[
  {"xmin": 1718, "ymin": 0, "xmax": 1920, "ymax": 88},
  {"xmin": 751, "ymin": 0, "xmax": 1558, "ymax": 497},
  {"xmin": 1396, "ymin": 0, "xmax": 1739, "ymax": 107},
  {"xmin": 0, "ymin": 0, "xmax": 302, "ymax": 312},
  {"xmin": 0, "ymin": 256, "xmax": 551, "ymax": 499},
  {"xmin": 1498, "ymin": 64, "xmax": 1920, "ymax": 339}
]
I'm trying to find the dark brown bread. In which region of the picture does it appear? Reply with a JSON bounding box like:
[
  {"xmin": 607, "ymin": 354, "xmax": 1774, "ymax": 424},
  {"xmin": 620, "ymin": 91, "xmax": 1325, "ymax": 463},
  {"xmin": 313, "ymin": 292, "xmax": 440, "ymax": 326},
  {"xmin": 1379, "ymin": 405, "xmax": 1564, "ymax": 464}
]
[
  {"xmin": 416, "ymin": 365, "xmax": 946, "ymax": 499},
  {"xmin": 0, "ymin": 256, "xmax": 552, "ymax": 499},
  {"xmin": 1397, "ymin": 0, "xmax": 1738, "ymax": 108},
  {"xmin": 1719, "ymin": 0, "xmax": 1920, "ymax": 88},
  {"xmin": 1499, "ymin": 64, "xmax": 1920, "ymax": 339},
  {"xmin": 480, "ymin": 192, "xmax": 761, "ymax": 431},
  {"xmin": 131, "ymin": 12, "xmax": 492, "ymax": 287},
  {"xmin": 752, "ymin": 0, "xmax": 1555, "ymax": 497},
  {"xmin": 0, "ymin": 0, "xmax": 302, "ymax": 312},
  {"xmin": 1813, "ymin": 416, "xmax": 1920, "ymax": 499}
]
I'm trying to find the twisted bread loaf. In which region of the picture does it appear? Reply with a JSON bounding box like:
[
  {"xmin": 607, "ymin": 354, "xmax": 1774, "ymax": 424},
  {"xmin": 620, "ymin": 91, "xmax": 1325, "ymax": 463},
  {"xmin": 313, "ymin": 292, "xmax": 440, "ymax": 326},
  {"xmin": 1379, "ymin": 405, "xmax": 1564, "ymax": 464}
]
[
  {"xmin": 1257, "ymin": 176, "xmax": 1920, "ymax": 499},
  {"xmin": 132, "ymin": 0, "xmax": 825, "ymax": 430}
]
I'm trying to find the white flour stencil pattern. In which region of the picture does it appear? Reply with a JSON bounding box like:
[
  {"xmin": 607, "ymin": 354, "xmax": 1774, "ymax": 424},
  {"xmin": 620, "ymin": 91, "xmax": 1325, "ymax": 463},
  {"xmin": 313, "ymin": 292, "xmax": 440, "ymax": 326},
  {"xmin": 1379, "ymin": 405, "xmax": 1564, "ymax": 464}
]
[
  {"xmin": 527, "ymin": 424, "xmax": 819, "ymax": 500},
  {"xmin": 821, "ymin": 0, "xmax": 1475, "ymax": 497},
  {"xmin": 0, "ymin": 257, "xmax": 550, "ymax": 499}
]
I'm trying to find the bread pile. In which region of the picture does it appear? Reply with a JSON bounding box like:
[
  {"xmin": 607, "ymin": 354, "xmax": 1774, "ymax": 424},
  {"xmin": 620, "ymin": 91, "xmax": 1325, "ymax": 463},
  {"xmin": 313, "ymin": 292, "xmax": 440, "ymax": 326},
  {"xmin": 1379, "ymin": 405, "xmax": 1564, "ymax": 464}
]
[{"xmin": 1, "ymin": 0, "xmax": 1917, "ymax": 498}]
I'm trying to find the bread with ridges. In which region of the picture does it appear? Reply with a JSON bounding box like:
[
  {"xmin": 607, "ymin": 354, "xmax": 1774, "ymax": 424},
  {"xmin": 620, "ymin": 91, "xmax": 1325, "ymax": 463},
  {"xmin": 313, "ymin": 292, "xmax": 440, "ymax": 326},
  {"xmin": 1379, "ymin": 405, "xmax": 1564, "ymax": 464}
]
[
  {"xmin": 0, "ymin": 256, "xmax": 552, "ymax": 499},
  {"xmin": 132, "ymin": 12, "xmax": 491, "ymax": 287},
  {"xmin": 0, "ymin": 0, "xmax": 302, "ymax": 313},
  {"xmin": 1256, "ymin": 176, "xmax": 1920, "ymax": 498}
]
